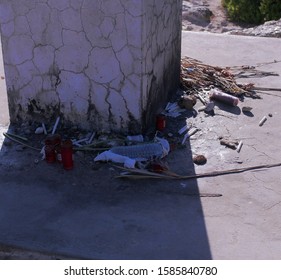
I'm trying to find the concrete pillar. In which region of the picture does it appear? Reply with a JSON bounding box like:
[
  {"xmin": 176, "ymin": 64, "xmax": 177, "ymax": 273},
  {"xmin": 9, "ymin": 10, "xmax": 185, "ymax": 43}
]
[
  {"xmin": 0, "ymin": 34, "xmax": 9, "ymax": 125},
  {"xmin": 0, "ymin": 0, "xmax": 182, "ymax": 133}
]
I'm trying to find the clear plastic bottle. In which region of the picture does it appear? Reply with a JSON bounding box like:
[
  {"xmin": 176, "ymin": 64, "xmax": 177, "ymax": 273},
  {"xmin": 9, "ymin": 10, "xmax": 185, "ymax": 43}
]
[{"xmin": 110, "ymin": 138, "xmax": 170, "ymax": 160}]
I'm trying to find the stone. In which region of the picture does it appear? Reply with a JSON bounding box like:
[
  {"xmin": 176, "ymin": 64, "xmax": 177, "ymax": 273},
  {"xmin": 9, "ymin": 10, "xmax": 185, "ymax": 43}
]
[
  {"xmin": 182, "ymin": 7, "xmax": 213, "ymax": 24},
  {"xmin": 178, "ymin": 95, "xmax": 197, "ymax": 110},
  {"xmin": 193, "ymin": 155, "xmax": 207, "ymax": 165}
]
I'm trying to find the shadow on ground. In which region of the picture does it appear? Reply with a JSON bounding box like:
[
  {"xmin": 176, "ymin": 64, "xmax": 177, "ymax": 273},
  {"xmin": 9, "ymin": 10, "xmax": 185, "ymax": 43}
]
[{"xmin": 0, "ymin": 120, "xmax": 212, "ymax": 260}]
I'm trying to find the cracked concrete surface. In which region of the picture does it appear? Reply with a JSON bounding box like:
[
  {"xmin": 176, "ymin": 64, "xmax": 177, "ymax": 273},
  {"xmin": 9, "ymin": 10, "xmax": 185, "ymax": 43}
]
[
  {"xmin": 181, "ymin": 31, "xmax": 281, "ymax": 259},
  {"xmin": 0, "ymin": 0, "xmax": 182, "ymax": 132}
]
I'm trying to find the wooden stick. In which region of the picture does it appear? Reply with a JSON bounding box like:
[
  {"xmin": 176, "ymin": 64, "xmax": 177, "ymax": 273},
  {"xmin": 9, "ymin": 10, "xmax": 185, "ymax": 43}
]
[
  {"xmin": 254, "ymin": 86, "xmax": 281, "ymax": 92},
  {"xmin": 116, "ymin": 162, "xmax": 281, "ymax": 180},
  {"xmin": 5, "ymin": 132, "xmax": 28, "ymax": 142},
  {"xmin": 3, "ymin": 133, "xmax": 41, "ymax": 151}
]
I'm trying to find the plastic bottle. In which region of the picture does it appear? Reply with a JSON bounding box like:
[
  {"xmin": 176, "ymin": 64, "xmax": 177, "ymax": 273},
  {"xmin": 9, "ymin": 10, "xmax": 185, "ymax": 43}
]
[
  {"xmin": 111, "ymin": 143, "xmax": 163, "ymax": 159},
  {"xmin": 126, "ymin": 135, "xmax": 144, "ymax": 142},
  {"xmin": 110, "ymin": 138, "xmax": 170, "ymax": 160}
]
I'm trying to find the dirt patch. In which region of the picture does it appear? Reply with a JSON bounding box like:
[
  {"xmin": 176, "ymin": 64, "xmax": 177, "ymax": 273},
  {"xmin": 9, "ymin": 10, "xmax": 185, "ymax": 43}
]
[{"xmin": 182, "ymin": 0, "xmax": 254, "ymax": 33}]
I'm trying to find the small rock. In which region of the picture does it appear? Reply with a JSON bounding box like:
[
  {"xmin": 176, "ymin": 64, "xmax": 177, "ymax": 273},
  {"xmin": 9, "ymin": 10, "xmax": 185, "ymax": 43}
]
[
  {"xmin": 220, "ymin": 138, "xmax": 238, "ymax": 150},
  {"xmin": 242, "ymin": 106, "xmax": 253, "ymax": 112},
  {"xmin": 178, "ymin": 95, "xmax": 197, "ymax": 110},
  {"xmin": 193, "ymin": 155, "xmax": 207, "ymax": 165},
  {"xmin": 182, "ymin": 7, "xmax": 213, "ymax": 24},
  {"xmin": 198, "ymin": 105, "xmax": 207, "ymax": 112},
  {"xmin": 268, "ymin": 113, "xmax": 273, "ymax": 117},
  {"xmin": 35, "ymin": 127, "xmax": 44, "ymax": 134},
  {"xmin": 205, "ymin": 101, "xmax": 215, "ymax": 112}
]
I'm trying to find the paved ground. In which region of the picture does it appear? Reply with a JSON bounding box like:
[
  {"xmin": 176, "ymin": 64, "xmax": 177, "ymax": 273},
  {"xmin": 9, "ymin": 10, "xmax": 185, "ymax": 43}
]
[{"xmin": 0, "ymin": 32, "xmax": 281, "ymax": 260}]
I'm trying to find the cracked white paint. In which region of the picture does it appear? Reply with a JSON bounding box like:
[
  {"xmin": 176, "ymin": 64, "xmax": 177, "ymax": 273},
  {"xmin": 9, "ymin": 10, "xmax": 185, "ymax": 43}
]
[{"xmin": 0, "ymin": 0, "xmax": 182, "ymax": 132}]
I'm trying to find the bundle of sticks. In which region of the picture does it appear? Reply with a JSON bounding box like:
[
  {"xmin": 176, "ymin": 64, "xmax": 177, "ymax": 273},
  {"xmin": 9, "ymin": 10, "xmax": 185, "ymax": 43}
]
[{"xmin": 180, "ymin": 57, "xmax": 258, "ymax": 98}]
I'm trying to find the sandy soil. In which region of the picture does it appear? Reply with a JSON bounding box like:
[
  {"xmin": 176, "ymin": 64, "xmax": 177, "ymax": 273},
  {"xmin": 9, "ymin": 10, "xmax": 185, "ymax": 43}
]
[{"xmin": 182, "ymin": 0, "xmax": 252, "ymax": 33}]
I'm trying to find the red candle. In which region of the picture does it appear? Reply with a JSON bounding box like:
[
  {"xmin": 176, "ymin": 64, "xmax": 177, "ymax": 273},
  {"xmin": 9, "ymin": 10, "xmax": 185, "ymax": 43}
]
[
  {"xmin": 156, "ymin": 114, "xmax": 166, "ymax": 131},
  {"xmin": 44, "ymin": 135, "xmax": 56, "ymax": 163},
  {"xmin": 61, "ymin": 140, "xmax": 73, "ymax": 170},
  {"xmin": 44, "ymin": 143, "xmax": 56, "ymax": 163}
]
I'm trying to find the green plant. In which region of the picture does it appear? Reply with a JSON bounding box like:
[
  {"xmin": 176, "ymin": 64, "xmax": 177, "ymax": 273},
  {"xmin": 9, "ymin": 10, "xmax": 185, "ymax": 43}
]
[
  {"xmin": 222, "ymin": 0, "xmax": 263, "ymax": 24},
  {"xmin": 260, "ymin": 0, "xmax": 281, "ymax": 21}
]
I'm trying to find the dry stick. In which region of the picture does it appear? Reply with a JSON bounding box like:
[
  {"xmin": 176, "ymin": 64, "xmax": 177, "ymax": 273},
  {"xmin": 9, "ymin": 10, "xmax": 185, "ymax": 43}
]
[
  {"xmin": 3, "ymin": 133, "xmax": 41, "ymax": 151},
  {"xmin": 116, "ymin": 162, "xmax": 281, "ymax": 180},
  {"xmin": 253, "ymin": 86, "xmax": 281, "ymax": 92},
  {"xmin": 5, "ymin": 132, "xmax": 28, "ymax": 142},
  {"xmin": 159, "ymin": 191, "xmax": 222, "ymax": 198},
  {"xmin": 255, "ymin": 91, "xmax": 281, "ymax": 98},
  {"xmin": 185, "ymin": 162, "xmax": 281, "ymax": 180},
  {"xmin": 74, "ymin": 147, "xmax": 109, "ymax": 152}
]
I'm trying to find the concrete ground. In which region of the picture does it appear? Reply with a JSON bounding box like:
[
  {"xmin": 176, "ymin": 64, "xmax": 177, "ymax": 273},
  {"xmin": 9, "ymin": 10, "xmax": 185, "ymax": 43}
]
[{"xmin": 0, "ymin": 31, "xmax": 281, "ymax": 260}]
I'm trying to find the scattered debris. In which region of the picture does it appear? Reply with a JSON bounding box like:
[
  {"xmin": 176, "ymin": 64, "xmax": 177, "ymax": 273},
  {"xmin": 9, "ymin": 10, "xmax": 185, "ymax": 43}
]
[
  {"xmin": 219, "ymin": 137, "xmax": 239, "ymax": 150},
  {"xmin": 126, "ymin": 135, "xmax": 143, "ymax": 142},
  {"xmin": 178, "ymin": 95, "xmax": 197, "ymax": 110},
  {"xmin": 233, "ymin": 68, "xmax": 279, "ymax": 79},
  {"xmin": 178, "ymin": 124, "xmax": 190, "ymax": 135},
  {"xmin": 209, "ymin": 88, "xmax": 239, "ymax": 106},
  {"xmin": 198, "ymin": 106, "xmax": 206, "ymax": 112},
  {"xmin": 198, "ymin": 101, "xmax": 215, "ymax": 113},
  {"xmin": 242, "ymin": 106, "xmax": 253, "ymax": 112},
  {"xmin": 253, "ymin": 86, "xmax": 281, "ymax": 92},
  {"xmin": 147, "ymin": 159, "xmax": 169, "ymax": 173},
  {"xmin": 196, "ymin": 93, "xmax": 207, "ymax": 105},
  {"xmin": 35, "ymin": 127, "xmax": 44, "ymax": 134},
  {"xmin": 94, "ymin": 137, "xmax": 170, "ymax": 168},
  {"xmin": 193, "ymin": 155, "xmax": 207, "ymax": 165},
  {"xmin": 42, "ymin": 123, "xmax": 47, "ymax": 135},
  {"xmin": 237, "ymin": 141, "xmax": 243, "ymax": 153},
  {"xmin": 163, "ymin": 102, "xmax": 186, "ymax": 118},
  {"xmin": 87, "ymin": 131, "xmax": 96, "ymax": 144},
  {"xmin": 187, "ymin": 127, "xmax": 200, "ymax": 138},
  {"xmin": 268, "ymin": 113, "xmax": 273, "ymax": 118},
  {"xmin": 180, "ymin": 56, "xmax": 257, "ymax": 98},
  {"xmin": 2, "ymin": 57, "xmax": 277, "ymax": 181},
  {"xmin": 259, "ymin": 116, "xmax": 267, "ymax": 127},
  {"xmin": 3, "ymin": 132, "xmax": 40, "ymax": 151},
  {"xmin": 51, "ymin": 117, "xmax": 60, "ymax": 135},
  {"xmin": 181, "ymin": 128, "xmax": 200, "ymax": 145},
  {"xmin": 116, "ymin": 162, "xmax": 281, "ymax": 180},
  {"xmin": 156, "ymin": 115, "xmax": 166, "ymax": 131}
]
